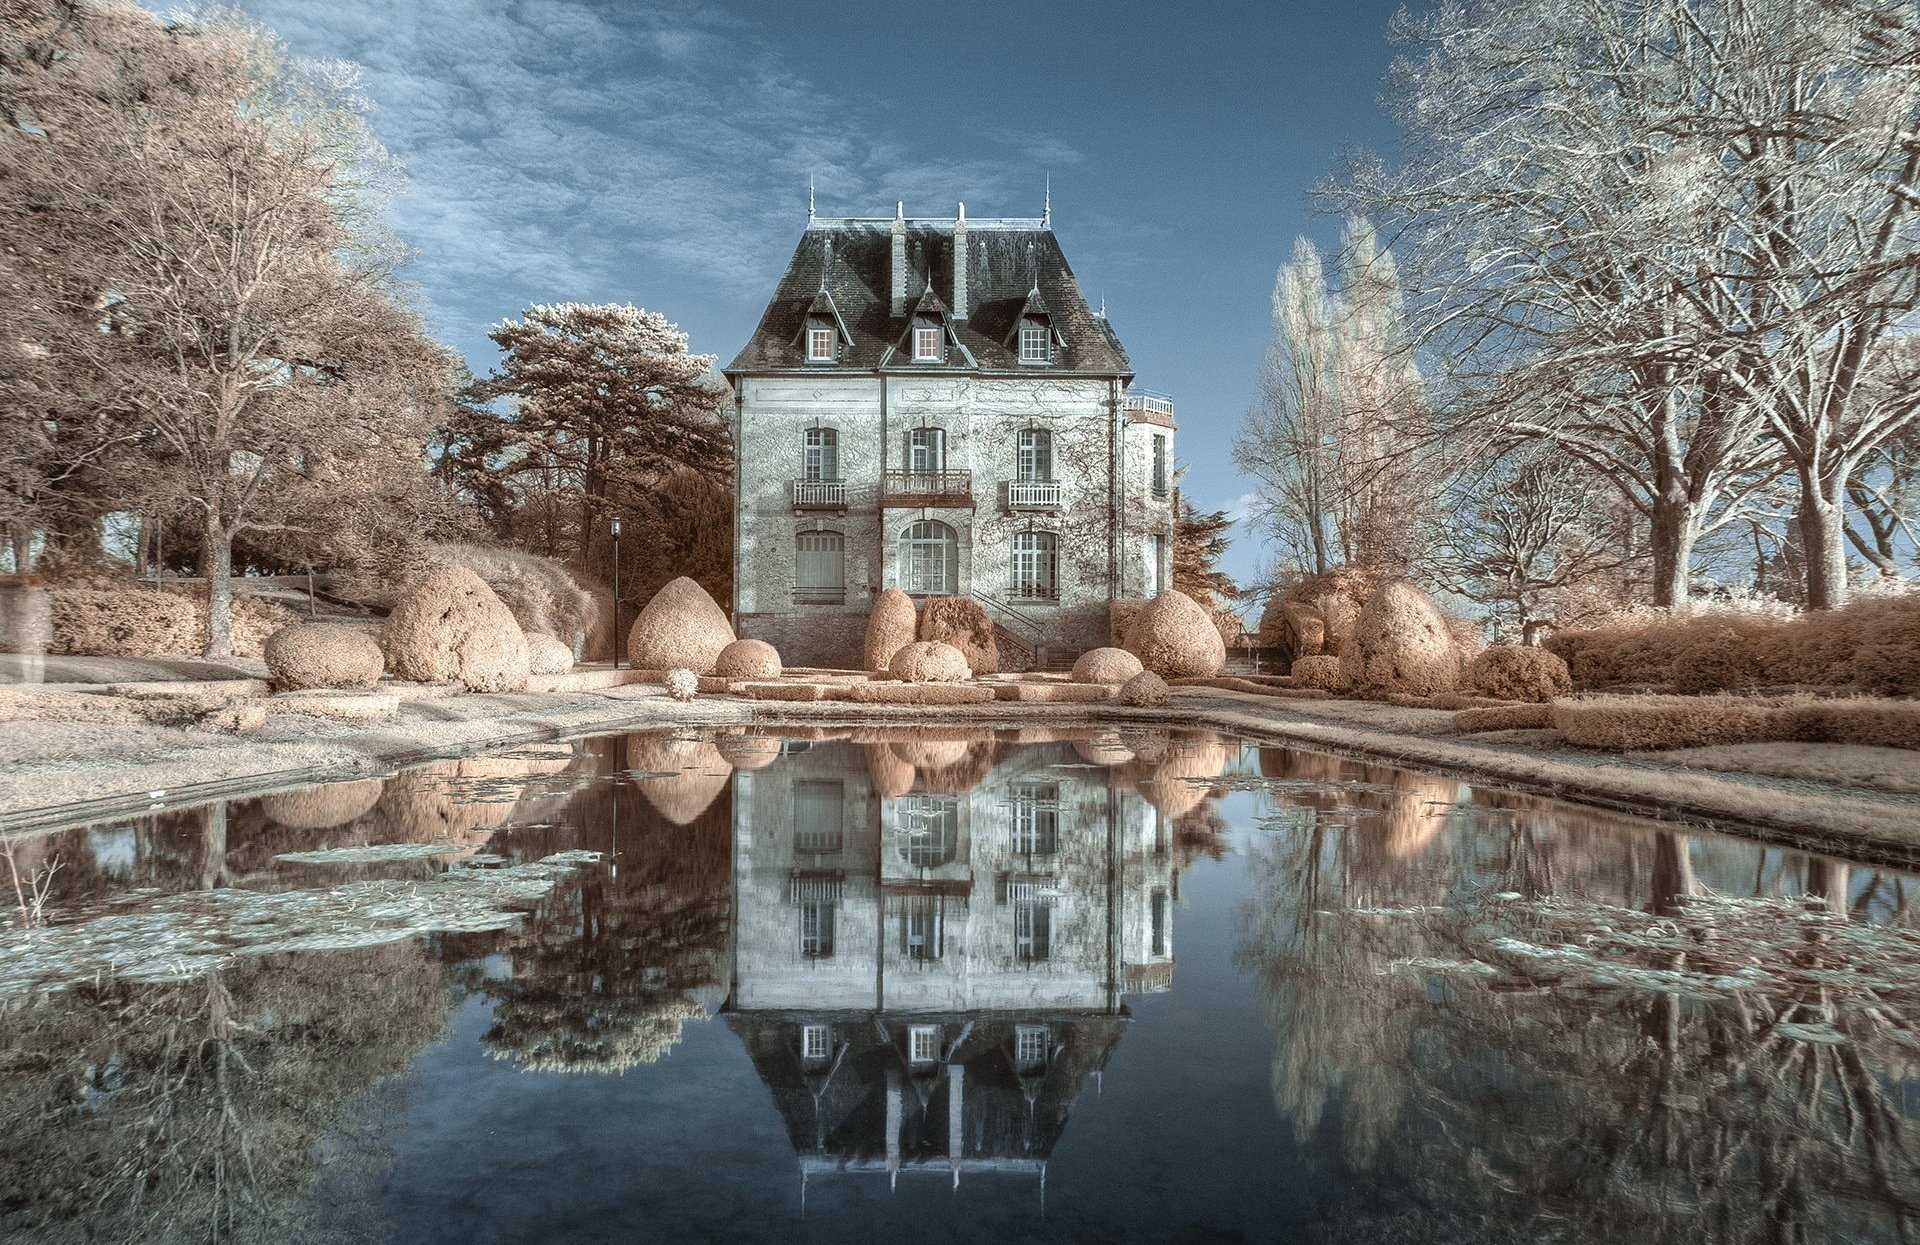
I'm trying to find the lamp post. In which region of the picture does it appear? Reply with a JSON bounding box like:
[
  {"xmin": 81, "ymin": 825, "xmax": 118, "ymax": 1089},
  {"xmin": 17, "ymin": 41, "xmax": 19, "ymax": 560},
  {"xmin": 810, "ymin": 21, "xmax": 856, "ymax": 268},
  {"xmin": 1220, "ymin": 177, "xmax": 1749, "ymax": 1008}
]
[{"xmin": 610, "ymin": 517, "xmax": 622, "ymax": 670}]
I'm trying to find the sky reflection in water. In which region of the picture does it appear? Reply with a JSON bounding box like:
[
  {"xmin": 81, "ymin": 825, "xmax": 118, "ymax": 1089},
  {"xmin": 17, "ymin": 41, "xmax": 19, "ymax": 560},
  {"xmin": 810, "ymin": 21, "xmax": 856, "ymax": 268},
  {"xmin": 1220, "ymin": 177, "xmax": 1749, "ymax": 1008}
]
[{"xmin": 1, "ymin": 725, "xmax": 1916, "ymax": 1244}]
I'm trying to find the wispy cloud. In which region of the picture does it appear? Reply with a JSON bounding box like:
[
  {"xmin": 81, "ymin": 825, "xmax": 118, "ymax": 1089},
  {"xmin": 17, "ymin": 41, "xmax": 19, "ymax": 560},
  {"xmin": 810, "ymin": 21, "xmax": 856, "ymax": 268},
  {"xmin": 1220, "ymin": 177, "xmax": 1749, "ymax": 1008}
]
[{"xmin": 218, "ymin": 0, "xmax": 1068, "ymax": 357}]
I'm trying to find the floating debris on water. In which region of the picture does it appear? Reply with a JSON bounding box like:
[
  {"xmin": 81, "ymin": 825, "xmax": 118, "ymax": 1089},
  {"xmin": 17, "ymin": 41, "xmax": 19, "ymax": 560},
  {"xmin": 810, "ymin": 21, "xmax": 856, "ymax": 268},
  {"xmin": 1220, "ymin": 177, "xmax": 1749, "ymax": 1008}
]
[{"xmin": 275, "ymin": 844, "xmax": 471, "ymax": 864}]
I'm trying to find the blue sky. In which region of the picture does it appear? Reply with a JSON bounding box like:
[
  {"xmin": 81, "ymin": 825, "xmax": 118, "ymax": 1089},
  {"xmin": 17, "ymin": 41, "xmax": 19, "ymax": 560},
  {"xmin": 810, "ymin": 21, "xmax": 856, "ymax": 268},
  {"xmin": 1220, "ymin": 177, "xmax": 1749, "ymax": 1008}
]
[{"xmin": 223, "ymin": 0, "xmax": 1408, "ymax": 588}]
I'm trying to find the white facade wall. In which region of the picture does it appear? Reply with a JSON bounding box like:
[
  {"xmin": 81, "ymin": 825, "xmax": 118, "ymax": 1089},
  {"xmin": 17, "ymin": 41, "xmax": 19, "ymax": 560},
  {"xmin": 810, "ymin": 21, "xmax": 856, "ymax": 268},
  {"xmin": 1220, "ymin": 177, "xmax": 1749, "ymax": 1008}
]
[{"xmin": 733, "ymin": 373, "xmax": 1177, "ymax": 668}]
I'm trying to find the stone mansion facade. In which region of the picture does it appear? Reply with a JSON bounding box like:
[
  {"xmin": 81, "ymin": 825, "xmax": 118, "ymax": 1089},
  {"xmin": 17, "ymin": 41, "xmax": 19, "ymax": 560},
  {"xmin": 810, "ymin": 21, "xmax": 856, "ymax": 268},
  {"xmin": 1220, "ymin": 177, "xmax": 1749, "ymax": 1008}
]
[{"xmin": 725, "ymin": 205, "xmax": 1176, "ymax": 669}]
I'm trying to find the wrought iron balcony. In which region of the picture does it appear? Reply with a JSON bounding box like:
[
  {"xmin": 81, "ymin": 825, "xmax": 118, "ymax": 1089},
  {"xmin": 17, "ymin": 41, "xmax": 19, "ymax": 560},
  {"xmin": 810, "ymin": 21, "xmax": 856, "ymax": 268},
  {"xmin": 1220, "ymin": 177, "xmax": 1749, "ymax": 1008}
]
[
  {"xmin": 1006, "ymin": 480, "xmax": 1061, "ymax": 510},
  {"xmin": 882, "ymin": 469, "xmax": 972, "ymax": 506},
  {"xmin": 791, "ymin": 478, "xmax": 845, "ymax": 510}
]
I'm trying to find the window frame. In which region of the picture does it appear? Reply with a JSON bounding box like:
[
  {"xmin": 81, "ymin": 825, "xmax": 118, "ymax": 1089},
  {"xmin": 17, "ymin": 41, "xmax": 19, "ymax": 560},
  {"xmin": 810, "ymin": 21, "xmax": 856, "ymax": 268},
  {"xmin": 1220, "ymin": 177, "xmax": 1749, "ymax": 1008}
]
[
  {"xmin": 801, "ymin": 427, "xmax": 839, "ymax": 482},
  {"xmin": 1019, "ymin": 321, "xmax": 1049, "ymax": 364},
  {"xmin": 793, "ymin": 778, "xmax": 845, "ymax": 854},
  {"xmin": 807, "ymin": 325, "xmax": 836, "ymax": 362},
  {"xmin": 905, "ymin": 426, "xmax": 946, "ymax": 473},
  {"xmin": 898, "ymin": 518, "xmax": 958, "ymax": 596},
  {"xmin": 800, "ymin": 899, "xmax": 836, "ymax": 959},
  {"xmin": 802, "ymin": 1023, "xmax": 831, "ymax": 1062},
  {"xmin": 1015, "ymin": 899, "xmax": 1051, "ymax": 962},
  {"xmin": 1011, "ymin": 780, "xmax": 1059, "ymax": 855},
  {"xmin": 1014, "ymin": 1025, "xmax": 1050, "ymax": 1073},
  {"xmin": 794, "ymin": 529, "xmax": 846, "ymax": 605},
  {"xmin": 914, "ymin": 325, "xmax": 942, "ymax": 362},
  {"xmin": 1010, "ymin": 529, "xmax": 1059, "ymax": 601},
  {"xmin": 908, "ymin": 1024, "xmax": 940, "ymax": 1064},
  {"xmin": 1016, "ymin": 428, "xmax": 1053, "ymax": 483},
  {"xmin": 1151, "ymin": 433, "xmax": 1169, "ymax": 498}
]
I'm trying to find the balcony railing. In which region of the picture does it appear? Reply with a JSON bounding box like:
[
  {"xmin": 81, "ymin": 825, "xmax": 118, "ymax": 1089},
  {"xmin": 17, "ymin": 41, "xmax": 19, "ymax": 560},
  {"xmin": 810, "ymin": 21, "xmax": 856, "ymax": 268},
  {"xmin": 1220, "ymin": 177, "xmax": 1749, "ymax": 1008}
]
[
  {"xmin": 791, "ymin": 479, "xmax": 845, "ymax": 510},
  {"xmin": 1007, "ymin": 480, "xmax": 1061, "ymax": 510},
  {"xmin": 882, "ymin": 469, "xmax": 972, "ymax": 505},
  {"xmin": 1123, "ymin": 389, "xmax": 1176, "ymax": 421}
]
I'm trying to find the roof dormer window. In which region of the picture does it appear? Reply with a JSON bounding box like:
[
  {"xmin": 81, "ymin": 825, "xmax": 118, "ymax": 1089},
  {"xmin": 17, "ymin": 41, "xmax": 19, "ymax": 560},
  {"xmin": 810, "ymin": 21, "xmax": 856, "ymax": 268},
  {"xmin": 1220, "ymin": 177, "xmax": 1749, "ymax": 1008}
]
[
  {"xmin": 914, "ymin": 325, "xmax": 941, "ymax": 361},
  {"xmin": 808, "ymin": 325, "xmax": 835, "ymax": 362},
  {"xmin": 1019, "ymin": 321, "xmax": 1049, "ymax": 364}
]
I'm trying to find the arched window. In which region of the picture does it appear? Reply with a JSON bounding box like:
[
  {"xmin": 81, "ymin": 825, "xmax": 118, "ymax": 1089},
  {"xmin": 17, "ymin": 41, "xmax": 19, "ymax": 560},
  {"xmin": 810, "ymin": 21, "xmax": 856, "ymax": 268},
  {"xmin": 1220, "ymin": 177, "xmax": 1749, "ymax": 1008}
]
[
  {"xmin": 898, "ymin": 520, "xmax": 957, "ymax": 595},
  {"xmin": 1010, "ymin": 530, "xmax": 1058, "ymax": 601},
  {"xmin": 802, "ymin": 427, "xmax": 838, "ymax": 481},
  {"xmin": 795, "ymin": 530, "xmax": 845, "ymax": 604}
]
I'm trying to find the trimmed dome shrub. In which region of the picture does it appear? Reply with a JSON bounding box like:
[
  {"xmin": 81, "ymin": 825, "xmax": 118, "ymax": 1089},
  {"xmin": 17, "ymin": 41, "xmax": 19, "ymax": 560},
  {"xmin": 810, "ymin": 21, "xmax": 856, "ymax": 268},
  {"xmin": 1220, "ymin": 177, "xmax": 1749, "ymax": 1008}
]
[
  {"xmin": 1466, "ymin": 645, "xmax": 1572, "ymax": 702},
  {"xmin": 918, "ymin": 596, "xmax": 999, "ymax": 675},
  {"xmin": 1124, "ymin": 590, "xmax": 1227, "ymax": 678},
  {"xmin": 664, "ymin": 668, "xmax": 699, "ymax": 701},
  {"xmin": 381, "ymin": 565, "xmax": 531, "ymax": 692},
  {"xmin": 627, "ymin": 577, "xmax": 734, "ymax": 674},
  {"xmin": 264, "ymin": 622, "xmax": 385, "ymax": 690},
  {"xmin": 864, "ymin": 587, "xmax": 918, "ymax": 672},
  {"xmin": 259, "ymin": 778, "xmax": 384, "ymax": 830},
  {"xmin": 1290, "ymin": 654, "xmax": 1344, "ymax": 691},
  {"xmin": 1119, "ymin": 670, "xmax": 1169, "ymax": 707},
  {"xmin": 889, "ymin": 640, "xmax": 971, "ymax": 683},
  {"xmin": 1338, "ymin": 579, "xmax": 1459, "ymax": 696},
  {"xmin": 715, "ymin": 637, "xmax": 782, "ymax": 679},
  {"xmin": 525, "ymin": 633, "xmax": 575, "ymax": 676},
  {"xmin": 1072, "ymin": 646, "xmax": 1144, "ymax": 684}
]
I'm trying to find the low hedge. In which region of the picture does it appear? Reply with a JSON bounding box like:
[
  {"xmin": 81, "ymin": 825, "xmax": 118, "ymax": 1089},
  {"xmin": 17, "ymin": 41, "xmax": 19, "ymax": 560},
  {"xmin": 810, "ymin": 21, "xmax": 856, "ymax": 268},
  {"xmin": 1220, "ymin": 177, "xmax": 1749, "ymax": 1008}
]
[{"xmin": 1550, "ymin": 694, "xmax": 1920, "ymax": 752}]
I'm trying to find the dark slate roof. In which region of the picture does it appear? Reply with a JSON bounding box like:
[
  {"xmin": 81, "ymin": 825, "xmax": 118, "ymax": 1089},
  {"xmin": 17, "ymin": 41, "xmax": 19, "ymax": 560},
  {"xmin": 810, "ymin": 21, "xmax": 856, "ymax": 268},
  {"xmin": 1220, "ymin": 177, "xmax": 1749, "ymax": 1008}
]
[{"xmin": 727, "ymin": 220, "xmax": 1133, "ymax": 376}]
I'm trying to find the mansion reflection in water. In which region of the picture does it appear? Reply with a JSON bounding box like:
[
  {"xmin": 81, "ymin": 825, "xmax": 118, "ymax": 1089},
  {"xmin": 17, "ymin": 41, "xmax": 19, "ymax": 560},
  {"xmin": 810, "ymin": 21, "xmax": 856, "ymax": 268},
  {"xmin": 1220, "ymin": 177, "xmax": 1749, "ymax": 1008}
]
[{"xmin": 722, "ymin": 729, "xmax": 1214, "ymax": 1189}]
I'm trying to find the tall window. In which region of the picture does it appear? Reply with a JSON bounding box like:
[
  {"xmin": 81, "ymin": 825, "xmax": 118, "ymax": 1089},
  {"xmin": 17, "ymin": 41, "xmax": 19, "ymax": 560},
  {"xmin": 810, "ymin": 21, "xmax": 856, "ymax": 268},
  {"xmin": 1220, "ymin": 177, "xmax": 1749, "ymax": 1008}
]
[
  {"xmin": 1010, "ymin": 531, "xmax": 1058, "ymax": 600},
  {"xmin": 802, "ymin": 427, "xmax": 838, "ymax": 481},
  {"xmin": 1150, "ymin": 533, "xmax": 1168, "ymax": 596},
  {"xmin": 915, "ymin": 325, "xmax": 941, "ymax": 361},
  {"xmin": 1151, "ymin": 434, "xmax": 1169, "ymax": 497},
  {"xmin": 808, "ymin": 326, "xmax": 835, "ymax": 361},
  {"xmin": 1019, "ymin": 322, "xmax": 1049, "ymax": 363},
  {"xmin": 898, "ymin": 794, "xmax": 958, "ymax": 868},
  {"xmin": 905, "ymin": 427, "xmax": 946, "ymax": 472},
  {"xmin": 1011, "ymin": 781, "xmax": 1058, "ymax": 855},
  {"xmin": 903, "ymin": 902, "xmax": 945, "ymax": 962},
  {"xmin": 898, "ymin": 519, "xmax": 957, "ymax": 595},
  {"xmin": 795, "ymin": 531, "xmax": 845, "ymax": 604},
  {"xmin": 909, "ymin": 1024, "xmax": 941, "ymax": 1063},
  {"xmin": 1015, "ymin": 900, "xmax": 1051, "ymax": 962},
  {"xmin": 802, "ymin": 1024, "xmax": 831, "ymax": 1062},
  {"xmin": 1151, "ymin": 889, "xmax": 1169, "ymax": 957},
  {"xmin": 800, "ymin": 900, "xmax": 836, "ymax": 959},
  {"xmin": 1016, "ymin": 429, "xmax": 1053, "ymax": 482},
  {"xmin": 794, "ymin": 779, "xmax": 845, "ymax": 854}
]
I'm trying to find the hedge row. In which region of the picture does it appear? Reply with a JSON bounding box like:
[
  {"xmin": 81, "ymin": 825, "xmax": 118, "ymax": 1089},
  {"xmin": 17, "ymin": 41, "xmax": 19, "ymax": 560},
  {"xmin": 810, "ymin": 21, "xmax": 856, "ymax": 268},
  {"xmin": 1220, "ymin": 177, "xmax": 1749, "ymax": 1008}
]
[
  {"xmin": 1545, "ymin": 595, "xmax": 1920, "ymax": 696},
  {"xmin": 1551, "ymin": 694, "xmax": 1920, "ymax": 752}
]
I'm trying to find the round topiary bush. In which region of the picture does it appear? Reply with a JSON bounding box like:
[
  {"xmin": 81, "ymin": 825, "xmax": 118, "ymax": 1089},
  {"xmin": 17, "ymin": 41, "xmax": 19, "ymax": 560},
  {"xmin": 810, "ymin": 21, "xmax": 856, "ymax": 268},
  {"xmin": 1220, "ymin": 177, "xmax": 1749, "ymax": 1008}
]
[
  {"xmin": 1072, "ymin": 646, "xmax": 1144, "ymax": 684},
  {"xmin": 1466, "ymin": 644, "xmax": 1572, "ymax": 702},
  {"xmin": 864, "ymin": 587, "xmax": 918, "ymax": 672},
  {"xmin": 889, "ymin": 640, "xmax": 971, "ymax": 683},
  {"xmin": 627, "ymin": 577, "xmax": 735, "ymax": 674},
  {"xmin": 1338, "ymin": 579, "xmax": 1460, "ymax": 696},
  {"xmin": 381, "ymin": 565, "xmax": 531, "ymax": 692},
  {"xmin": 1119, "ymin": 670, "xmax": 1170, "ymax": 707},
  {"xmin": 525, "ymin": 633, "xmax": 575, "ymax": 676},
  {"xmin": 263, "ymin": 622, "xmax": 385, "ymax": 690},
  {"xmin": 918, "ymin": 596, "xmax": 999, "ymax": 675},
  {"xmin": 715, "ymin": 637, "xmax": 782, "ymax": 679},
  {"xmin": 664, "ymin": 668, "xmax": 699, "ymax": 702},
  {"xmin": 259, "ymin": 778, "xmax": 385, "ymax": 830},
  {"xmin": 1124, "ymin": 590, "xmax": 1227, "ymax": 678},
  {"xmin": 1290, "ymin": 654, "xmax": 1344, "ymax": 691}
]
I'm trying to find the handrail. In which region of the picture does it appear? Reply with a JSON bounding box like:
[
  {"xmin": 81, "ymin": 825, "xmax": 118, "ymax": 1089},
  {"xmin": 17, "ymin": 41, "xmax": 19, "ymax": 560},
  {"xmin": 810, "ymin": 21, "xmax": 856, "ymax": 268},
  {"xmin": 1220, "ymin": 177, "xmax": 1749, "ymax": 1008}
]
[
  {"xmin": 975, "ymin": 589, "xmax": 1044, "ymax": 643},
  {"xmin": 1122, "ymin": 389, "xmax": 1175, "ymax": 418},
  {"xmin": 882, "ymin": 469, "xmax": 972, "ymax": 498},
  {"xmin": 791, "ymin": 478, "xmax": 846, "ymax": 509}
]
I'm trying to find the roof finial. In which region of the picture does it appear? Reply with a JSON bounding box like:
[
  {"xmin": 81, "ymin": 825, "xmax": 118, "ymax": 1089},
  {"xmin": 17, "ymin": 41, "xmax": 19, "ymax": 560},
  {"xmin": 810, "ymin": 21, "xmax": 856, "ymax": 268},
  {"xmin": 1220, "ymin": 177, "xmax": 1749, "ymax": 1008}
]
[
  {"xmin": 808, "ymin": 173, "xmax": 815, "ymax": 223},
  {"xmin": 1099, "ymin": 293, "xmax": 1107, "ymax": 319},
  {"xmin": 1043, "ymin": 174, "xmax": 1051, "ymax": 228},
  {"xmin": 956, "ymin": 200, "xmax": 965, "ymax": 224},
  {"xmin": 896, "ymin": 200, "xmax": 905, "ymax": 222}
]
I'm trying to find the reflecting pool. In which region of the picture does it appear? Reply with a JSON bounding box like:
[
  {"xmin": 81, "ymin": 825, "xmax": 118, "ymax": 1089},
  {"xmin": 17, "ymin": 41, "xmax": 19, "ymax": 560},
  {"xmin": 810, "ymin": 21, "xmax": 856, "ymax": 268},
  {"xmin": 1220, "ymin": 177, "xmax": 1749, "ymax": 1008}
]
[{"xmin": 2, "ymin": 726, "xmax": 1916, "ymax": 1243}]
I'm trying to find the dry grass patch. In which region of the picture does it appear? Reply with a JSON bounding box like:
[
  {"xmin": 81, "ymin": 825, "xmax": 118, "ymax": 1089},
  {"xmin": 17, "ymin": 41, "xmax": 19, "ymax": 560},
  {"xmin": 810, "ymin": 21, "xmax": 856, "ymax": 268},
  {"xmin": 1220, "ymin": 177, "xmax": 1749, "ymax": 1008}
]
[
  {"xmin": 740, "ymin": 682, "xmax": 827, "ymax": 702},
  {"xmin": 1552, "ymin": 695, "xmax": 1784, "ymax": 751},
  {"xmin": 1454, "ymin": 704, "xmax": 1554, "ymax": 732},
  {"xmin": 991, "ymin": 682, "xmax": 1114, "ymax": 703}
]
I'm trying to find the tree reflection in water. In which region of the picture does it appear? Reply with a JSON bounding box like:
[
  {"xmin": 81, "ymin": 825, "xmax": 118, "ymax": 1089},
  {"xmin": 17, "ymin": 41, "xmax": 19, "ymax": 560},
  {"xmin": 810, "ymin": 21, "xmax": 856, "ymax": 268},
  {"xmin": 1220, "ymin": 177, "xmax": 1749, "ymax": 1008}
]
[
  {"xmin": 1238, "ymin": 748, "xmax": 1920, "ymax": 1242},
  {"xmin": 0, "ymin": 944, "xmax": 451, "ymax": 1245}
]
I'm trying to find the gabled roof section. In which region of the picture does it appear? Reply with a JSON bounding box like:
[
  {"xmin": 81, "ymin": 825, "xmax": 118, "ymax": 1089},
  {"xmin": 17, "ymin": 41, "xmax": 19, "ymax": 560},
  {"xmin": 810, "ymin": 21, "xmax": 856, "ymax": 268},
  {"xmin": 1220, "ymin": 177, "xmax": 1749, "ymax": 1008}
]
[
  {"xmin": 802, "ymin": 288, "xmax": 850, "ymax": 344},
  {"xmin": 728, "ymin": 218, "xmax": 1133, "ymax": 376}
]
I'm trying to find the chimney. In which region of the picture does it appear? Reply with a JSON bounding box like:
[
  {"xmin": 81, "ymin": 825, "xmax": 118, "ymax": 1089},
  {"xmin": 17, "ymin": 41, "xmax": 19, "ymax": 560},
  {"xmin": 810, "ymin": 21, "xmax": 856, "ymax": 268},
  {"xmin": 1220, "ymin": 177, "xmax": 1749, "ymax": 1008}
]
[
  {"xmin": 890, "ymin": 202, "xmax": 908, "ymax": 316},
  {"xmin": 951, "ymin": 202, "xmax": 968, "ymax": 322}
]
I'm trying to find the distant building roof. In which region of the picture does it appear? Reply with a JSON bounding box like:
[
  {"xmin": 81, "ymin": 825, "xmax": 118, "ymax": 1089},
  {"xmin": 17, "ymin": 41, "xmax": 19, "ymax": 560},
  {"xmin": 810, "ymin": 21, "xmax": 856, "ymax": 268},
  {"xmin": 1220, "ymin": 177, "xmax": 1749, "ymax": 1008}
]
[{"xmin": 728, "ymin": 218, "xmax": 1133, "ymax": 376}]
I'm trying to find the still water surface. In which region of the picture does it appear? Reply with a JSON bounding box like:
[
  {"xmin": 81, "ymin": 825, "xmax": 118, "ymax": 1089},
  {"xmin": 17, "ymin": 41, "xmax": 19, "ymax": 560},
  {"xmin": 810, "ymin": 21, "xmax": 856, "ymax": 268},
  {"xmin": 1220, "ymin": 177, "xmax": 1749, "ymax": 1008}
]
[{"xmin": 2, "ymin": 725, "xmax": 1917, "ymax": 1243}]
